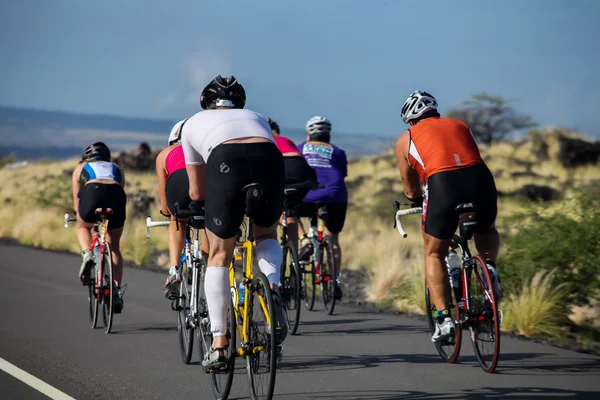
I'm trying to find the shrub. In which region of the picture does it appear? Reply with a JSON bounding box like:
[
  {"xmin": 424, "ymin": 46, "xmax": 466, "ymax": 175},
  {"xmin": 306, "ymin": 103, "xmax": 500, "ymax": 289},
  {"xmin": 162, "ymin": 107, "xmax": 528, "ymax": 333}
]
[
  {"xmin": 498, "ymin": 193, "xmax": 600, "ymax": 309},
  {"xmin": 501, "ymin": 269, "xmax": 569, "ymax": 338}
]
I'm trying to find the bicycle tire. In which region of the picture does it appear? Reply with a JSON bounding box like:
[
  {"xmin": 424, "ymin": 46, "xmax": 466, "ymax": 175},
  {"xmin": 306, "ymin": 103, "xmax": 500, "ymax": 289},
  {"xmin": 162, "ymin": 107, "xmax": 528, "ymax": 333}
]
[
  {"xmin": 102, "ymin": 242, "xmax": 114, "ymax": 334},
  {"xmin": 281, "ymin": 242, "xmax": 302, "ymax": 335},
  {"xmin": 87, "ymin": 279, "xmax": 95, "ymax": 325},
  {"xmin": 467, "ymin": 255, "xmax": 500, "ymax": 373},
  {"xmin": 321, "ymin": 236, "xmax": 337, "ymax": 315},
  {"xmin": 246, "ymin": 271, "xmax": 277, "ymax": 400},
  {"xmin": 200, "ymin": 296, "xmax": 236, "ymax": 400},
  {"xmin": 424, "ymin": 280, "xmax": 462, "ymax": 363},
  {"xmin": 90, "ymin": 246, "xmax": 101, "ymax": 329},
  {"xmin": 302, "ymin": 259, "xmax": 316, "ymax": 311},
  {"xmin": 177, "ymin": 259, "xmax": 194, "ymax": 364}
]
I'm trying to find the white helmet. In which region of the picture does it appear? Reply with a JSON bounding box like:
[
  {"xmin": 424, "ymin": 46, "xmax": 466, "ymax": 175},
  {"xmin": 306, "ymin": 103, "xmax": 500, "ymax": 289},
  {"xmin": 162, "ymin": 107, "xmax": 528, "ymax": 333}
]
[
  {"xmin": 306, "ymin": 116, "xmax": 332, "ymax": 140},
  {"xmin": 401, "ymin": 90, "xmax": 438, "ymax": 124},
  {"xmin": 168, "ymin": 119, "xmax": 187, "ymax": 145}
]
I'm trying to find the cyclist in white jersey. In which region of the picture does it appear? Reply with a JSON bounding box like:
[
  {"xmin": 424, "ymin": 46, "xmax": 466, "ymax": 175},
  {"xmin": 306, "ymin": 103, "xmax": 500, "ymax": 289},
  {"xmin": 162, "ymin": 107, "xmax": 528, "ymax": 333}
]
[
  {"xmin": 181, "ymin": 75, "xmax": 286, "ymax": 371},
  {"xmin": 71, "ymin": 142, "xmax": 127, "ymax": 312}
]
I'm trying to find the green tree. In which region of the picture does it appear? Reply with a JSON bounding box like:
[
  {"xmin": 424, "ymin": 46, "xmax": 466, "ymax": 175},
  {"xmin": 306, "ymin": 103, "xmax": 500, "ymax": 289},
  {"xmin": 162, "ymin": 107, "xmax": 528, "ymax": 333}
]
[{"xmin": 447, "ymin": 91, "xmax": 536, "ymax": 145}]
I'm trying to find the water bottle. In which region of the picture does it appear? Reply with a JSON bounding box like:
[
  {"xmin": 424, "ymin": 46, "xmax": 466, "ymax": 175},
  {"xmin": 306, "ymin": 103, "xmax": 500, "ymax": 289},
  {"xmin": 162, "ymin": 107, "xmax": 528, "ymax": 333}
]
[
  {"xmin": 446, "ymin": 250, "xmax": 462, "ymax": 303},
  {"xmin": 238, "ymin": 281, "xmax": 246, "ymax": 307}
]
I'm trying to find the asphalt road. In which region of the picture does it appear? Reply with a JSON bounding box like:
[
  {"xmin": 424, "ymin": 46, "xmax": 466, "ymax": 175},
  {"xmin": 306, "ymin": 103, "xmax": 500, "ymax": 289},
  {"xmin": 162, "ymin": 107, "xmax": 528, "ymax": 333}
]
[{"xmin": 1, "ymin": 244, "xmax": 600, "ymax": 400}]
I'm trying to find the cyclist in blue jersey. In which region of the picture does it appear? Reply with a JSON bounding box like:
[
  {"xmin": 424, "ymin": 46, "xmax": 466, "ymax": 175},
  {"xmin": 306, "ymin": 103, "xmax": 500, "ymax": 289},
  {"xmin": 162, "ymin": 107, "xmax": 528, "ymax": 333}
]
[{"xmin": 296, "ymin": 116, "xmax": 348, "ymax": 300}]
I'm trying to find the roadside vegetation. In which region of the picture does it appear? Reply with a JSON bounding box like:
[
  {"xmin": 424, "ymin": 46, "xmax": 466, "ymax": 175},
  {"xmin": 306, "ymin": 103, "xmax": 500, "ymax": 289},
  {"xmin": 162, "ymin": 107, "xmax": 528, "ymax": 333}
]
[{"xmin": 1, "ymin": 92, "xmax": 599, "ymax": 347}]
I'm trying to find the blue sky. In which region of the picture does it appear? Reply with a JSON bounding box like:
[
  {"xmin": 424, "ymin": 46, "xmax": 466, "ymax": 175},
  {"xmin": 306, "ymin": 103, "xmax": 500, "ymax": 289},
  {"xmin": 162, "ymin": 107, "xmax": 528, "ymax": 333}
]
[{"xmin": 1, "ymin": 0, "xmax": 599, "ymax": 138}]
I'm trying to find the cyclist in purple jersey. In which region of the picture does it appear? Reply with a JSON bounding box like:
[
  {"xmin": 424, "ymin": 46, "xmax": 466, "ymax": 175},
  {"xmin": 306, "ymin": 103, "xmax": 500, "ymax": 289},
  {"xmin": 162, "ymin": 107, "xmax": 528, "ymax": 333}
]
[{"xmin": 296, "ymin": 116, "xmax": 348, "ymax": 300}]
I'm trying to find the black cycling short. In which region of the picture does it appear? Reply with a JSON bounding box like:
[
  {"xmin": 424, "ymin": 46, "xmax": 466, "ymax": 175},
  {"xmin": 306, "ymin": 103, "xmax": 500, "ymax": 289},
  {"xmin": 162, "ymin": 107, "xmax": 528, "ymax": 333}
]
[
  {"xmin": 296, "ymin": 202, "xmax": 347, "ymax": 234},
  {"xmin": 204, "ymin": 142, "xmax": 284, "ymax": 239},
  {"xmin": 78, "ymin": 183, "xmax": 127, "ymax": 229},
  {"xmin": 424, "ymin": 163, "xmax": 497, "ymax": 240},
  {"xmin": 283, "ymin": 156, "xmax": 317, "ymax": 208},
  {"xmin": 284, "ymin": 156, "xmax": 317, "ymax": 185},
  {"xmin": 166, "ymin": 169, "xmax": 191, "ymax": 216}
]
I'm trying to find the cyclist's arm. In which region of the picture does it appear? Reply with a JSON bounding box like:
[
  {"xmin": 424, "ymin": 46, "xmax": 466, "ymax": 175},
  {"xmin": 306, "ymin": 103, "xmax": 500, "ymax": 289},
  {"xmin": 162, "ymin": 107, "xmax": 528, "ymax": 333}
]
[
  {"xmin": 341, "ymin": 149, "xmax": 348, "ymax": 178},
  {"xmin": 182, "ymin": 130, "xmax": 206, "ymax": 201},
  {"xmin": 71, "ymin": 162, "xmax": 85, "ymax": 214},
  {"xmin": 395, "ymin": 131, "xmax": 422, "ymax": 200},
  {"xmin": 155, "ymin": 148, "xmax": 170, "ymax": 216}
]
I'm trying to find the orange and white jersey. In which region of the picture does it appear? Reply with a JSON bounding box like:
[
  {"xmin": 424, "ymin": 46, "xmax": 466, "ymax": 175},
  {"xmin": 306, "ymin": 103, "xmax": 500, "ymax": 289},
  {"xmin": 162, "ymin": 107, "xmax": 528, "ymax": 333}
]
[{"xmin": 408, "ymin": 117, "xmax": 484, "ymax": 182}]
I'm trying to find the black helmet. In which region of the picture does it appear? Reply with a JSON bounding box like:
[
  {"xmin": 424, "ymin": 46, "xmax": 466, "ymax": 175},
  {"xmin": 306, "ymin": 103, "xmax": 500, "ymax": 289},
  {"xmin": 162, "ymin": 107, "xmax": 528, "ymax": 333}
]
[
  {"xmin": 200, "ymin": 75, "xmax": 246, "ymax": 110},
  {"xmin": 82, "ymin": 141, "xmax": 111, "ymax": 162},
  {"xmin": 267, "ymin": 118, "xmax": 280, "ymax": 134}
]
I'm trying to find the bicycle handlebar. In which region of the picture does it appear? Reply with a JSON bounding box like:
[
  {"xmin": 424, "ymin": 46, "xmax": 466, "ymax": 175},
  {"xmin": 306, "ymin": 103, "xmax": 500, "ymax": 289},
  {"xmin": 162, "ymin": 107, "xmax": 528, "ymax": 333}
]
[
  {"xmin": 146, "ymin": 216, "xmax": 170, "ymax": 238},
  {"xmin": 174, "ymin": 203, "xmax": 205, "ymax": 219},
  {"xmin": 392, "ymin": 201, "xmax": 423, "ymax": 238},
  {"xmin": 64, "ymin": 212, "xmax": 77, "ymax": 228}
]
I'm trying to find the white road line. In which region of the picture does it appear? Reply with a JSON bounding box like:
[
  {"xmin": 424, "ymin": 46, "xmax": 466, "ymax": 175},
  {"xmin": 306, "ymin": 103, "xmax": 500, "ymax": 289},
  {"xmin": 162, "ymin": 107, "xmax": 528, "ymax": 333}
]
[{"xmin": 0, "ymin": 357, "xmax": 77, "ymax": 400}]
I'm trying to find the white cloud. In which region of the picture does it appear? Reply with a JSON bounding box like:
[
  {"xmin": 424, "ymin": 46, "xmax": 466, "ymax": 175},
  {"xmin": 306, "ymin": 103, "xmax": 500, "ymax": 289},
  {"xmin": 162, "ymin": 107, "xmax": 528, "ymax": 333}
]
[
  {"xmin": 152, "ymin": 42, "xmax": 234, "ymax": 113},
  {"xmin": 186, "ymin": 51, "xmax": 233, "ymax": 105}
]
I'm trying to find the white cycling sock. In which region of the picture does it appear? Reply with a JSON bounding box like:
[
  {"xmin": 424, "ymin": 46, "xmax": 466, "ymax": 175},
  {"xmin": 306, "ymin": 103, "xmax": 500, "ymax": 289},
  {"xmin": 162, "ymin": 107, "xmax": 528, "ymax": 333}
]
[
  {"xmin": 256, "ymin": 239, "xmax": 282, "ymax": 287},
  {"xmin": 204, "ymin": 267, "xmax": 230, "ymax": 337}
]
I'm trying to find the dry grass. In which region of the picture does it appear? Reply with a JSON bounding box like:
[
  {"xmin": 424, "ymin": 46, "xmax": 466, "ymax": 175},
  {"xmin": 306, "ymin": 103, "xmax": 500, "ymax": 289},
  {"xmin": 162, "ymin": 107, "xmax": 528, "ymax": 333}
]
[
  {"xmin": 501, "ymin": 269, "xmax": 569, "ymax": 338},
  {"xmin": 1, "ymin": 129, "xmax": 600, "ymax": 329}
]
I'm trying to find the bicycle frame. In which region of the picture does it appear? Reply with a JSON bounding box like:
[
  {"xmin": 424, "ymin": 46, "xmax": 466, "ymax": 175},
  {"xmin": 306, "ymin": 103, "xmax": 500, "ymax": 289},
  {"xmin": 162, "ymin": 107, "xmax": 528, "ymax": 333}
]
[
  {"xmin": 64, "ymin": 211, "xmax": 110, "ymax": 297},
  {"xmin": 92, "ymin": 218, "xmax": 110, "ymax": 297},
  {"xmin": 230, "ymin": 218, "xmax": 272, "ymax": 358},
  {"xmin": 180, "ymin": 224, "xmax": 203, "ymax": 327}
]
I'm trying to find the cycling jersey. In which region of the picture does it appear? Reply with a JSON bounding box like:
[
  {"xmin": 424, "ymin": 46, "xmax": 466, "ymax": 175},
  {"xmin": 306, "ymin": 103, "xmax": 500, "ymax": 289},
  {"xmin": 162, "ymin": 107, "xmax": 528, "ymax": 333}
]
[
  {"xmin": 80, "ymin": 161, "xmax": 122, "ymax": 185},
  {"xmin": 274, "ymin": 136, "xmax": 301, "ymax": 155},
  {"xmin": 182, "ymin": 109, "xmax": 274, "ymax": 165},
  {"xmin": 407, "ymin": 117, "xmax": 483, "ymax": 182},
  {"xmin": 297, "ymin": 140, "xmax": 348, "ymax": 203},
  {"xmin": 165, "ymin": 144, "xmax": 186, "ymax": 178}
]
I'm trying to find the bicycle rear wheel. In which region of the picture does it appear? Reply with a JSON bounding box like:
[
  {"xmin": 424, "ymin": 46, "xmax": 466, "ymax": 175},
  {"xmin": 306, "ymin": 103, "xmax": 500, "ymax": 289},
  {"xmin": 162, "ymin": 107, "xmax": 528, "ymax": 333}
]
[
  {"xmin": 467, "ymin": 255, "xmax": 500, "ymax": 373},
  {"xmin": 90, "ymin": 247, "xmax": 101, "ymax": 329},
  {"xmin": 302, "ymin": 259, "xmax": 316, "ymax": 311},
  {"xmin": 101, "ymin": 243, "xmax": 114, "ymax": 334},
  {"xmin": 321, "ymin": 237, "xmax": 337, "ymax": 315},
  {"xmin": 281, "ymin": 242, "xmax": 301, "ymax": 335},
  {"xmin": 425, "ymin": 281, "xmax": 462, "ymax": 363},
  {"xmin": 177, "ymin": 260, "xmax": 194, "ymax": 364},
  {"xmin": 246, "ymin": 272, "xmax": 277, "ymax": 400},
  {"xmin": 198, "ymin": 264, "xmax": 235, "ymax": 400}
]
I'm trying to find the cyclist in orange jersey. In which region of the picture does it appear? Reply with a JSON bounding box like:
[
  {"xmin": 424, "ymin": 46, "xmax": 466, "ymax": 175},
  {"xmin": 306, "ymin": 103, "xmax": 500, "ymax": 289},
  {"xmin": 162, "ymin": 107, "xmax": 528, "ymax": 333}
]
[{"xmin": 395, "ymin": 90, "xmax": 501, "ymax": 343}]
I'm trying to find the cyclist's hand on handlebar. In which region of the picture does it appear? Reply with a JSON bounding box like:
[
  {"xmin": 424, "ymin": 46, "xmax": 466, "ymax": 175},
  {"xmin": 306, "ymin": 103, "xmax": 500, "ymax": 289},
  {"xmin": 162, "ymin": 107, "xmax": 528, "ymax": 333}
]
[{"xmin": 407, "ymin": 195, "xmax": 424, "ymax": 208}]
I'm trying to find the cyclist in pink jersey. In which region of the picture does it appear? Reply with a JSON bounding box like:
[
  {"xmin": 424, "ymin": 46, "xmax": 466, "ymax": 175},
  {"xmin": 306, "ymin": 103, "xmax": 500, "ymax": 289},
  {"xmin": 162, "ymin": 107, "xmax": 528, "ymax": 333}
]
[
  {"xmin": 268, "ymin": 118, "xmax": 317, "ymax": 248},
  {"xmin": 155, "ymin": 118, "xmax": 208, "ymax": 298}
]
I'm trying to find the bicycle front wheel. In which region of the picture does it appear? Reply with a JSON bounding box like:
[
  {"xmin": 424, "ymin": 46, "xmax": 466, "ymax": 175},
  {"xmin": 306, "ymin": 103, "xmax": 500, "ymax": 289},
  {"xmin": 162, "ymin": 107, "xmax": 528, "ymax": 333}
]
[
  {"xmin": 467, "ymin": 255, "xmax": 500, "ymax": 373},
  {"xmin": 101, "ymin": 243, "xmax": 114, "ymax": 334},
  {"xmin": 302, "ymin": 259, "xmax": 316, "ymax": 311},
  {"xmin": 425, "ymin": 281, "xmax": 462, "ymax": 363},
  {"xmin": 321, "ymin": 237, "xmax": 337, "ymax": 316},
  {"xmin": 281, "ymin": 242, "xmax": 302, "ymax": 335},
  {"xmin": 246, "ymin": 272, "xmax": 277, "ymax": 400},
  {"xmin": 177, "ymin": 260, "xmax": 194, "ymax": 364}
]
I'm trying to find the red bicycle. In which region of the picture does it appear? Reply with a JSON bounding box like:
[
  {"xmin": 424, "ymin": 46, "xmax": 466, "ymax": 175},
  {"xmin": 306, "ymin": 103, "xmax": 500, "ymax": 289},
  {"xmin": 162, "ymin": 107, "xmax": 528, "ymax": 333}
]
[
  {"xmin": 65, "ymin": 208, "xmax": 117, "ymax": 334},
  {"xmin": 393, "ymin": 201, "xmax": 501, "ymax": 373}
]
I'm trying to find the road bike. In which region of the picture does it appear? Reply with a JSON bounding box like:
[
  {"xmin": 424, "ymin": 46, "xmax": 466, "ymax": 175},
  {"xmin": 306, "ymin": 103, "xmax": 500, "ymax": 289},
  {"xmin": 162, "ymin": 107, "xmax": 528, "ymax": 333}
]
[
  {"xmin": 200, "ymin": 183, "xmax": 279, "ymax": 400},
  {"xmin": 277, "ymin": 184, "xmax": 311, "ymax": 335},
  {"xmin": 146, "ymin": 206, "xmax": 206, "ymax": 365},
  {"xmin": 65, "ymin": 208, "xmax": 119, "ymax": 334},
  {"xmin": 392, "ymin": 200, "xmax": 502, "ymax": 373},
  {"xmin": 303, "ymin": 206, "xmax": 338, "ymax": 315}
]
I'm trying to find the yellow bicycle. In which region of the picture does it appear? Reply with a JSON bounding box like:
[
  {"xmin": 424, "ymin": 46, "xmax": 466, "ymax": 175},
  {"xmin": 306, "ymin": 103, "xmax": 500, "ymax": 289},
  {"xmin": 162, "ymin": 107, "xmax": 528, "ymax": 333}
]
[{"xmin": 200, "ymin": 183, "xmax": 278, "ymax": 400}]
